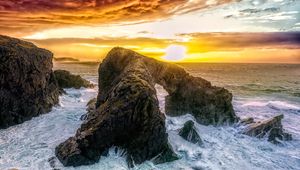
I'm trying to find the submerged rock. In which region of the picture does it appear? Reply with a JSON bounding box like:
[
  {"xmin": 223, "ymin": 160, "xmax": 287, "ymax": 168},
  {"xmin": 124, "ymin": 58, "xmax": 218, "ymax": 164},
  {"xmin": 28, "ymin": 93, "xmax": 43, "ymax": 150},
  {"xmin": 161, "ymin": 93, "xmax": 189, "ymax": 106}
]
[
  {"xmin": 56, "ymin": 55, "xmax": 178, "ymax": 167},
  {"xmin": 239, "ymin": 117, "xmax": 254, "ymax": 125},
  {"xmin": 235, "ymin": 117, "xmax": 254, "ymax": 127},
  {"xmin": 242, "ymin": 114, "xmax": 292, "ymax": 144},
  {"xmin": 54, "ymin": 70, "xmax": 94, "ymax": 89},
  {"xmin": 0, "ymin": 35, "xmax": 60, "ymax": 129},
  {"xmin": 179, "ymin": 120, "xmax": 203, "ymax": 145}
]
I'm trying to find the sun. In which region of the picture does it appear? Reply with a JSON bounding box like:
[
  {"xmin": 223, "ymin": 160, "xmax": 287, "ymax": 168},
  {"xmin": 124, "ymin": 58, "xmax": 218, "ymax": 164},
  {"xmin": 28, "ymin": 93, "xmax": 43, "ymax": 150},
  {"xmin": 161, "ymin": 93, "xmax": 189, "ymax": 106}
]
[{"xmin": 162, "ymin": 45, "xmax": 187, "ymax": 61}]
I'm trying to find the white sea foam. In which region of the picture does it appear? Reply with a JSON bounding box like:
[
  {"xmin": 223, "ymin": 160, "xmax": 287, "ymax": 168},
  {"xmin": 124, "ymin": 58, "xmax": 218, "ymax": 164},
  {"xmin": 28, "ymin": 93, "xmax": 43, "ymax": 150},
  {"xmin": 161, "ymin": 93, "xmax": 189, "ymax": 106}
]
[{"xmin": 0, "ymin": 82, "xmax": 300, "ymax": 169}]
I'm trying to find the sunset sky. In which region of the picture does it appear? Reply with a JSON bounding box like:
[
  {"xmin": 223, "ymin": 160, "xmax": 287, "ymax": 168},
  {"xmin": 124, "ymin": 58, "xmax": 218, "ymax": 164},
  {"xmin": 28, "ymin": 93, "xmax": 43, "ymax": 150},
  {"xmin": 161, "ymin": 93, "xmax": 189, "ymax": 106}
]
[{"xmin": 0, "ymin": 0, "xmax": 299, "ymax": 63}]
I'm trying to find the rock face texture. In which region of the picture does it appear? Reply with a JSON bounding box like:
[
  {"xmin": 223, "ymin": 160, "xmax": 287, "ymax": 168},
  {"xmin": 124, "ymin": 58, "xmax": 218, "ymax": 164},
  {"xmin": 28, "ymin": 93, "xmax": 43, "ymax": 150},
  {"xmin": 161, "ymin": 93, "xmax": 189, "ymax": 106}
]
[
  {"xmin": 241, "ymin": 114, "xmax": 292, "ymax": 144},
  {"xmin": 80, "ymin": 98, "xmax": 97, "ymax": 121},
  {"xmin": 0, "ymin": 35, "xmax": 60, "ymax": 128},
  {"xmin": 179, "ymin": 120, "xmax": 203, "ymax": 145},
  {"xmin": 54, "ymin": 70, "xmax": 94, "ymax": 89},
  {"xmin": 96, "ymin": 47, "xmax": 237, "ymax": 125},
  {"xmin": 55, "ymin": 51, "xmax": 178, "ymax": 167},
  {"xmin": 86, "ymin": 98, "xmax": 97, "ymax": 114},
  {"xmin": 56, "ymin": 47, "xmax": 237, "ymax": 167}
]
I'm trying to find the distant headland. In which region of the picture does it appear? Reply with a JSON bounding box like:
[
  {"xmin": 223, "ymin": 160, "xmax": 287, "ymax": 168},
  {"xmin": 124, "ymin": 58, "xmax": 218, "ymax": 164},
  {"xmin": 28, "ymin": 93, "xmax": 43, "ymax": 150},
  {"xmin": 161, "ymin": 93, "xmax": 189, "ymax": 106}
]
[{"xmin": 53, "ymin": 57, "xmax": 79, "ymax": 62}]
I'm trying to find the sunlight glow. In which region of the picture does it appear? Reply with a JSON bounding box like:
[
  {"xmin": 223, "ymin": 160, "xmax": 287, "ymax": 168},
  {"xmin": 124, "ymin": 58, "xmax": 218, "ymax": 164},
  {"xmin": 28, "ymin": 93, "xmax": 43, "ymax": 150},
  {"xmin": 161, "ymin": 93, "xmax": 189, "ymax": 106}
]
[{"xmin": 162, "ymin": 45, "xmax": 187, "ymax": 61}]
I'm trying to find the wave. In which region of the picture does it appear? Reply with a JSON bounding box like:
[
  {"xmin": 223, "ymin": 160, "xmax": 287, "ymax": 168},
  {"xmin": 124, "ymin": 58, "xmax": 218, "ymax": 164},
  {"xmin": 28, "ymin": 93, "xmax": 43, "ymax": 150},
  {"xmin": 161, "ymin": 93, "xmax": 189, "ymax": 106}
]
[
  {"xmin": 232, "ymin": 84, "xmax": 288, "ymax": 93},
  {"xmin": 0, "ymin": 86, "xmax": 300, "ymax": 170},
  {"xmin": 241, "ymin": 100, "xmax": 300, "ymax": 111}
]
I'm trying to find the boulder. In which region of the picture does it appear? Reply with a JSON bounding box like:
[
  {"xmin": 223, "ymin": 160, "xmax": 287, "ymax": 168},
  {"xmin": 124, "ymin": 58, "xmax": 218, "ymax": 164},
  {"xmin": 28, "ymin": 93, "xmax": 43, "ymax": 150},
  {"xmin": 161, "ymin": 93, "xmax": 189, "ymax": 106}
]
[
  {"xmin": 54, "ymin": 70, "xmax": 94, "ymax": 89},
  {"xmin": 0, "ymin": 35, "xmax": 60, "ymax": 129},
  {"xmin": 179, "ymin": 120, "xmax": 203, "ymax": 145},
  {"xmin": 56, "ymin": 57, "xmax": 178, "ymax": 167},
  {"xmin": 242, "ymin": 114, "xmax": 292, "ymax": 144}
]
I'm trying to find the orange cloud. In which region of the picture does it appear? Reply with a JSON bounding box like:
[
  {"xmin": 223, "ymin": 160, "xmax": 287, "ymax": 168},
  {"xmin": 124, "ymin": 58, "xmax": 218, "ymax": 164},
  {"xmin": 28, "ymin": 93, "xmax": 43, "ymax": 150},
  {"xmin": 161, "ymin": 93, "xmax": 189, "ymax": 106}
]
[
  {"xmin": 26, "ymin": 32, "xmax": 300, "ymax": 63},
  {"xmin": 0, "ymin": 0, "xmax": 234, "ymax": 37}
]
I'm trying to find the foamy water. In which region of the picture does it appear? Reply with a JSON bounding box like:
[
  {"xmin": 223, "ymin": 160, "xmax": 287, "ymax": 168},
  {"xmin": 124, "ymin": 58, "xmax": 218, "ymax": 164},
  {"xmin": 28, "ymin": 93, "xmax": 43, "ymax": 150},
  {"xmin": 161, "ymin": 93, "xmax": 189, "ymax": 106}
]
[{"xmin": 0, "ymin": 63, "xmax": 299, "ymax": 170}]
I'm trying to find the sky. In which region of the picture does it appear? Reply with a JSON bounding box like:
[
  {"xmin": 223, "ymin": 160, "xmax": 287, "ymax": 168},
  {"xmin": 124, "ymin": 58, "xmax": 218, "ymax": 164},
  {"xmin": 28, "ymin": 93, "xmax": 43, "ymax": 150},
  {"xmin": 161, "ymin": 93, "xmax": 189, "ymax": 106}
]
[{"xmin": 0, "ymin": 0, "xmax": 299, "ymax": 63}]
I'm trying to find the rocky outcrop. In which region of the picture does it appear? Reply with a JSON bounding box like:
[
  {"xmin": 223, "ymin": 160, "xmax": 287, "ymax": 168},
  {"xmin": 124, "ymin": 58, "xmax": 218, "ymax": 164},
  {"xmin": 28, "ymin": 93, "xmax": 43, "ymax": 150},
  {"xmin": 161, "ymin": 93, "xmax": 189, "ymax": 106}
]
[
  {"xmin": 55, "ymin": 47, "xmax": 237, "ymax": 167},
  {"xmin": 0, "ymin": 35, "xmax": 60, "ymax": 129},
  {"xmin": 241, "ymin": 114, "xmax": 292, "ymax": 144},
  {"xmin": 54, "ymin": 57, "xmax": 79, "ymax": 62},
  {"xmin": 179, "ymin": 120, "xmax": 203, "ymax": 145},
  {"xmin": 80, "ymin": 98, "xmax": 97, "ymax": 121},
  {"xmin": 239, "ymin": 117, "xmax": 254, "ymax": 125},
  {"xmin": 96, "ymin": 47, "xmax": 237, "ymax": 125},
  {"xmin": 54, "ymin": 70, "xmax": 94, "ymax": 89},
  {"xmin": 55, "ymin": 55, "xmax": 178, "ymax": 167},
  {"xmin": 86, "ymin": 98, "xmax": 97, "ymax": 114}
]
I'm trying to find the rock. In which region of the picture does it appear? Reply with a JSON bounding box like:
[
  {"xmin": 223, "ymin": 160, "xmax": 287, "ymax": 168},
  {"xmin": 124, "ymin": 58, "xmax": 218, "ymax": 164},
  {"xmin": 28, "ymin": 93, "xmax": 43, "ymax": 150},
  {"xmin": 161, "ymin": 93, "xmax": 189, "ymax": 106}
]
[
  {"xmin": 48, "ymin": 156, "xmax": 60, "ymax": 170},
  {"xmin": 242, "ymin": 114, "xmax": 292, "ymax": 144},
  {"xmin": 54, "ymin": 57, "xmax": 79, "ymax": 62},
  {"xmin": 86, "ymin": 98, "xmax": 97, "ymax": 113},
  {"xmin": 179, "ymin": 120, "xmax": 203, "ymax": 145},
  {"xmin": 96, "ymin": 47, "xmax": 237, "ymax": 125},
  {"xmin": 240, "ymin": 117, "xmax": 254, "ymax": 125},
  {"xmin": 54, "ymin": 70, "xmax": 94, "ymax": 89},
  {"xmin": 80, "ymin": 98, "xmax": 97, "ymax": 121},
  {"xmin": 55, "ymin": 56, "xmax": 178, "ymax": 167},
  {"xmin": 236, "ymin": 117, "xmax": 254, "ymax": 127},
  {"xmin": 56, "ymin": 47, "xmax": 237, "ymax": 167},
  {"xmin": 0, "ymin": 35, "xmax": 60, "ymax": 129},
  {"xmin": 268, "ymin": 127, "xmax": 292, "ymax": 143}
]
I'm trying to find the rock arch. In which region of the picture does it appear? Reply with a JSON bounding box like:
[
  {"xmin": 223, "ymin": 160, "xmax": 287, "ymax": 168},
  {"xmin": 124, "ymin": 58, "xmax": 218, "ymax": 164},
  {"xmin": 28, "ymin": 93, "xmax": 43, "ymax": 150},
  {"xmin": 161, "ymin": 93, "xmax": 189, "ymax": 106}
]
[
  {"xmin": 97, "ymin": 47, "xmax": 237, "ymax": 125},
  {"xmin": 56, "ymin": 47, "xmax": 238, "ymax": 167}
]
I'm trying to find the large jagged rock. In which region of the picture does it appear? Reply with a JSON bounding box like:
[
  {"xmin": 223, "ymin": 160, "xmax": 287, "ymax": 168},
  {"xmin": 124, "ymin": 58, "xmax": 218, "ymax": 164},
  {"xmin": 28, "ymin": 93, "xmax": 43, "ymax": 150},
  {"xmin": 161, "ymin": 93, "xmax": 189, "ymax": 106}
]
[
  {"xmin": 242, "ymin": 114, "xmax": 292, "ymax": 144},
  {"xmin": 54, "ymin": 70, "xmax": 94, "ymax": 89},
  {"xmin": 55, "ymin": 47, "xmax": 237, "ymax": 167},
  {"xmin": 96, "ymin": 47, "xmax": 237, "ymax": 125},
  {"xmin": 0, "ymin": 35, "xmax": 60, "ymax": 128},
  {"xmin": 56, "ymin": 55, "xmax": 178, "ymax": 167},
  {"xmin": 179, "ymin": 120, "xmax": 203, "ymax": 145}
]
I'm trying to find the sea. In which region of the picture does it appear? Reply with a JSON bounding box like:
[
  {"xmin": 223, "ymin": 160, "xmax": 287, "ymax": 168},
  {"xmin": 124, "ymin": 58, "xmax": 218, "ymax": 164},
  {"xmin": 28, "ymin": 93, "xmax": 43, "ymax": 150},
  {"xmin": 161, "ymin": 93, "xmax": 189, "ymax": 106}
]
[{"xmin": 0, "ymin": 62, "xmax": 299, "ymax": 170}]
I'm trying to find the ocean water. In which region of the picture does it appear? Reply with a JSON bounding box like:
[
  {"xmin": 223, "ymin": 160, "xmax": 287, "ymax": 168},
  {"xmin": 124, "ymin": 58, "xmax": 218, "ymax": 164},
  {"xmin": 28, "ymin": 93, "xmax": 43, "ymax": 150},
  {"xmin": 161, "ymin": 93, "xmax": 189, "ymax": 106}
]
[{"xmin": 0, "ymin": 63, "xmax": 299, "ymax": 170}]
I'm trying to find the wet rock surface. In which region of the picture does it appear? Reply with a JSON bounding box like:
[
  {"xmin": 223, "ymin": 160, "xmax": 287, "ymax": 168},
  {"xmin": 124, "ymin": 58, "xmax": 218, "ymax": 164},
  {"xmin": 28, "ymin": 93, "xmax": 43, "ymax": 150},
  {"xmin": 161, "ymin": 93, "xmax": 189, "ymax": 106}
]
[
  {"xmin": 0, "ymin": 35, "xmax": 60, "ymax": 129},
  {"xmin": 54, "ymin": 70, "xmax": 94, "ymax": 89},
  {"xmin": 55, "ymin": 47, "xmax": 237, "ymax": 167},
  {"xmin": 179, "ymin": 120, "xmax": 203, "ymax": 145},
  {"xmin": 241, "ymin": 114, "xmax": 292, "ymax": 144},
  {"xmin": 80, "ymin": 98, "xmax": 97, "ymax": 121},
  {"xmin": 86, "ymin": 98, "xmax": 97, "ymax": 113},
  {"xmin": 96, "ymin": 47, "xmax": 237, "ymax": 125},
  {"xmin": 56, "ymin": 51, "xmax": 178, "ymax": 167}
]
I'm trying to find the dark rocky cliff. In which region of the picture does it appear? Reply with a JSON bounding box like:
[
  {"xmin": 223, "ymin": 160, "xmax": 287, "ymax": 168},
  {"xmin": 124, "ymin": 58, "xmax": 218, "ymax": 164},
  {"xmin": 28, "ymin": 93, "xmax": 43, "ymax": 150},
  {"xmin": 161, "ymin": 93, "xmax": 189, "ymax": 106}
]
[
  {"xmin": 56, "ymin": 47, "xmax": 237, "ymax": 167},
  {"xmin": 97, "ymin": 47, "xmax": 238, "ymax": 125},
  {"xmin": 0, "ymin": 35, "xmax": 60, "ymax": 128},
  {"xmin": 56, "ymin": 50, "xmax": 178, "ymax": 167}
]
